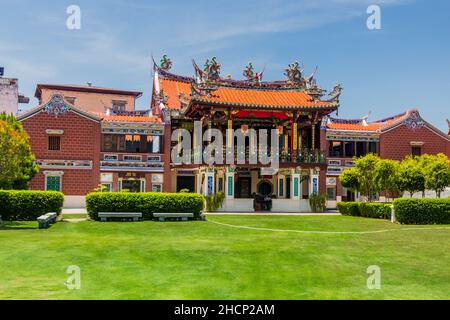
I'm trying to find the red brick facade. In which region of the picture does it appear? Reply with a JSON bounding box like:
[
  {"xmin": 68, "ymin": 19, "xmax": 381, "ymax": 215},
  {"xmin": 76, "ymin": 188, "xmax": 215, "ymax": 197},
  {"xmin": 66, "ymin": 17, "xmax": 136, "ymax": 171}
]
[
  {"xmin": 379, "ymin": 123, "xmax": 450, "ymax": 160},
  {"xmin": 21, "ymin": 110, "xmax": 101, "ymax": 195}
]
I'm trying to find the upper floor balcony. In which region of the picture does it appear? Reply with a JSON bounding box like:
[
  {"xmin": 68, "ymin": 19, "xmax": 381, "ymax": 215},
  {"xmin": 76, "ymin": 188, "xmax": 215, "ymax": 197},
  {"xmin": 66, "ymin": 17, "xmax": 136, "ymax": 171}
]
[{"xmin": 100, "ymin": 152, "xmax": 164, "ymax": 172}]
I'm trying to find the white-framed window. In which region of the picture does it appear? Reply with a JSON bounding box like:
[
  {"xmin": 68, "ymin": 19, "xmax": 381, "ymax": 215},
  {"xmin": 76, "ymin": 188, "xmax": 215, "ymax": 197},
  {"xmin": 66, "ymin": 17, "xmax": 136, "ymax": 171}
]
[
  {"xmin": 147, "ymin": 155, "xmax": 161, "ymax": 162},
  {"xmin": 119, "ymin": 178, "xmax": 145, "ymax": 192},
  {"xmin": 152, "ymin": 184, "xmax": 162, "ymax": 192},
  {"xmin": 103, "ymin": 154, "xmax": 118, "ymax": 161},
  {"xmin": 328, "ymin": 159, "xmax": 341, "ymax": 166},
  {"xmin": 101, "ymin": 183, "xmax": 112, "ymax": 192},
  {"xmin": 327, "ymin": 187, "xmax": 336, "ymax": 200},
  {"xmin": 123, "ymin": 155, "xmax": 142, "ymax": 162}
]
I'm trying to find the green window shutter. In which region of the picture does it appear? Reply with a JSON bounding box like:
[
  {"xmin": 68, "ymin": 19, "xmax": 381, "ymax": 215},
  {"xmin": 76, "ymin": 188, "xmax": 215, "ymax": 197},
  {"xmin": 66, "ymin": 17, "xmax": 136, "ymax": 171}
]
[
  {"xmin": 293, "ymin": 177, "xmax": 299, "ymax": 197},
  {"xmin": 227, "ymin": 176, "xmax": 233, "ymax": 196},
  {"xmin": 46, "ymin": 176, "xmax": 61, "ymax": 191}
]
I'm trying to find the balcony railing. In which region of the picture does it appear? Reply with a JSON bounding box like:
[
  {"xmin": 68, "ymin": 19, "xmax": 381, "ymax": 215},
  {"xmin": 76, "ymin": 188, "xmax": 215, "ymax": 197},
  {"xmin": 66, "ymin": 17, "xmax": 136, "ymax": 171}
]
[
  {"xmin": 100, "ymin": 160, "xmax": 164, "ymax": 172},
  {"xmin": 172, "ymin": 147, "xmax": 326, "ymax": 165}
]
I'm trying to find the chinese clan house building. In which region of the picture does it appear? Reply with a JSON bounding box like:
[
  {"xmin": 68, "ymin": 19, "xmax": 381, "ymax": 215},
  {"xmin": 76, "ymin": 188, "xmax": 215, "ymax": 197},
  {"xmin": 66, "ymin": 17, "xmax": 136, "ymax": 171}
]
[
  {"xmin": 323, "ymin": 109, "xmax": 450, "ymax": 206},
  {"xmin": 19, "ymin": 84, "xmax": 165, "ymax": 207},
  {"xmin": 151, "ymin": 56, "xmax": 343, "ymax": 212}
]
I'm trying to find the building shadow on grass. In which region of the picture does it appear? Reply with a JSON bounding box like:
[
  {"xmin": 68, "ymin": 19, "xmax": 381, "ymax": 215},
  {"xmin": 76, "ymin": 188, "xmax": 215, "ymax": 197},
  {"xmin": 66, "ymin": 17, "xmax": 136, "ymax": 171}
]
[{"xmin": 0, "ymin": 221, "xmax": 38, "ymax": 230}]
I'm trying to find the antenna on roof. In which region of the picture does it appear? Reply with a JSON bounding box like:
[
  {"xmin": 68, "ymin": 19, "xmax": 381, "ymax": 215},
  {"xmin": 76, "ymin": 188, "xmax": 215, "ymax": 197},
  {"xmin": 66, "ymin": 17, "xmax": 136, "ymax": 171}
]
[{"xmin": 86, "ymin": 81, "xmax": 92, "ymax": 87}]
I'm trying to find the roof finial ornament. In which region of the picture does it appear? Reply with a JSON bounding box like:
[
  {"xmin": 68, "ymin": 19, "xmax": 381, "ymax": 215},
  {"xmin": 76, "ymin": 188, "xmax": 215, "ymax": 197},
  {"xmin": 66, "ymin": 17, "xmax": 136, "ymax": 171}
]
[
  {"xmin": 243, "ymin": 62, "xmax": 264, "ymax": 83},
  {"xmin": 203, "ymin": 56, "xmax": 221, "ymax": 81},
  {"xmin": 159, "ymin": 55, "xmax": 172, "ymax": 71},
  {"xmin": 284, "ymin": 60, "xmax": 304, "ymax": 86},
  {"xmin": 325, "ymin": 83, "xmax": 343, "ymax": 103}
]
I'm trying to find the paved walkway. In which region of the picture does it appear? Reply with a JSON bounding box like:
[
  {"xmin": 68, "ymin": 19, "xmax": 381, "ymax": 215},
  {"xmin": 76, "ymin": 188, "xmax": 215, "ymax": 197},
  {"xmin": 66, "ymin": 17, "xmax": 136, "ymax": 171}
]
[
  {"xmin": 62, "ymin": 208, "xmax": 87, "ymax": 214},
  {"xmin": 207, "ymin": 211, "xmax": 341, "ymax": 216},
  {"xmin": 63, "ymin": 218, "xmax": 88, "ymax": 222}
]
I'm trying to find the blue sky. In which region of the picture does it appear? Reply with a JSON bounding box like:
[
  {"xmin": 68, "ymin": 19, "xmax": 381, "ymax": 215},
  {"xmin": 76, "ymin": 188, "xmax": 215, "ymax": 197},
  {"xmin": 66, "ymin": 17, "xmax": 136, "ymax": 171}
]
[{"xmin": 0, "ymin": 0, "xmax": 449, "ymax": 131}]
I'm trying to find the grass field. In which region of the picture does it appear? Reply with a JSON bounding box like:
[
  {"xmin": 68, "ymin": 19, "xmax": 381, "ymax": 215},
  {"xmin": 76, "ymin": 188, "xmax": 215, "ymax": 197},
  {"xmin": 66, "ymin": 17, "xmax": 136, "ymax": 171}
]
[{"xmin": 0, "ymin": 215, "xmax": 449, "ymax": 300}]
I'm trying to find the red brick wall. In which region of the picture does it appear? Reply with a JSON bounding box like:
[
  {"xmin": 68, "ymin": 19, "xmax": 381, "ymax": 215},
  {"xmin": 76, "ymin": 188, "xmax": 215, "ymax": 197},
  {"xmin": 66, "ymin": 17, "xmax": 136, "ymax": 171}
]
[
  {"xmin": 21, "ymin": 110, "xmax": 101, "ymax": 195},
  {"xmin": 379, "ymin": 124, "xmax": 450, "ymax": 161}
]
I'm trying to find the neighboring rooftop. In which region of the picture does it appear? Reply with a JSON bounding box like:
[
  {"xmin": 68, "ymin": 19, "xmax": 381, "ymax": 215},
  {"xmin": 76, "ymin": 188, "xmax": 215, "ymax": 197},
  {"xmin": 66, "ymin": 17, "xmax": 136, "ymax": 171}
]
[{"xmin": 35, "ymin": 83, "xmax": 143, "ymax": 100}]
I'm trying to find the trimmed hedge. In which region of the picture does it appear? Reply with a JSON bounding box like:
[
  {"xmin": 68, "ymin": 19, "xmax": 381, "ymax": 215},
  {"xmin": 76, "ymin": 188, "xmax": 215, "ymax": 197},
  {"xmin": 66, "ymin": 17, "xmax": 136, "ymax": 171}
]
[
  {"xmin": 0, "ymin": 190, "xmax": 64, "ymax": 221},
  {"xmin": 337, "ymin": 201, "xmax": 391, "ymax": 219},
  {"xmin": 394, "ymin": 198, "xmax": 450, "ymax": 224},
  {"xmin": 337, "ymin": 202, "xmax": 361, "ymax": 216},
  {"xmin": 86, "ymin": 192, "xmax": 205, "ymax": 220}
]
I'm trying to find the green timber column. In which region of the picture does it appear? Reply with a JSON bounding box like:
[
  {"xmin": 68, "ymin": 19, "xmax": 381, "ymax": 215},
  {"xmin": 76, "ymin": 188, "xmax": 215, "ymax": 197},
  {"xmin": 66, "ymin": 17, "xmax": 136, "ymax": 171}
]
[
  {"xmin": 225, "ymin": 167, "xmax": 235, "ymax": 199},
  {"xmin": 290, "ymin": 168, "xmax": 301, "ymax": 200}
]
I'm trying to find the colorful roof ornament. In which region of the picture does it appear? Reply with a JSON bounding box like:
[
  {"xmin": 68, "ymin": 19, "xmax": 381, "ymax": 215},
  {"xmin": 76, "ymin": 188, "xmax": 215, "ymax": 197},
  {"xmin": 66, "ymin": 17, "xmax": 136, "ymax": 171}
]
[
  {"xmin": 202, "ymin": 57, "xmax": 221, "ymax": 81},
  {"xmin": 43, "ymin": 94, "xmax": 70, "ymax": 117},
  {"xmin": 159, "ymin": 55, "xmax": 172, "ymax": 71},
  {"xmin": 243, "ymin": 62, "xmax": 264, "ymax": 83},
  {"xmin": 324, "ymin": 83, "xmax": 343, "ymax": 103},
  {"xmin": 284, "ymin": 61, "xmax": 303, "ymax": 86},
  {"xmin": 403, "ymin": 111, "xmax": 425, "ymax": 130}
]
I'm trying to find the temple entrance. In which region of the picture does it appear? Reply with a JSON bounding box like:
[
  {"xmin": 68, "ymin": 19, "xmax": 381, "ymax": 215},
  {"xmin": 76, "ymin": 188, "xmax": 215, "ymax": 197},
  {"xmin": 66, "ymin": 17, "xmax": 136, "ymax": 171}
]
[
  {"xmin": 258, "ymin": 181, "xmax": 273, "ymax": 196},
  {"xmin": 177, "ymin": 176, "xmax": 195, "ymax": 192},
  {"xmin": 286, "ymin": 177, "xmax": 291, "ymax": 198},
  {"xmin": 235, "ymin": 177, "xmax": 251, "ymax": 198}
]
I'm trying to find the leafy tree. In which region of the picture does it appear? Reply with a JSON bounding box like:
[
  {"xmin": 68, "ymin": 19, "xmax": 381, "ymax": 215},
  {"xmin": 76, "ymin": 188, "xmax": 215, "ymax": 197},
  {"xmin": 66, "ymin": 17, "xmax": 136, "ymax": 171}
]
[
  {"xmin": 0, "ymin": 112, "xmax": 39, "ymax": 189},
  {"xmin": 339, "ymin": 167, "xmax": 360, "ymax": 194},
  {"xmin": 353, "ymin": 153, "xmax": 380, "ymax": 201},
  {"xmin": 373, "ymin": 159, "xmax": 400, "ymax": 201},
  {"xmin": 396, "ymin": 155, "xmax": 425, "ymax": 197},
  {"xmin": 423, "ymin": 153, "xmax": 450, "ymax": 197}
]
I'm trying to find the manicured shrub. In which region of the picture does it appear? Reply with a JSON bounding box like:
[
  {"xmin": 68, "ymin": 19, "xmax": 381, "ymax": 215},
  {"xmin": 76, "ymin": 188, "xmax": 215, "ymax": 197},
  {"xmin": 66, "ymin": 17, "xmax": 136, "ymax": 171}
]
[
  {"xmin": 358, "ymin": 202, "xmax": 391, "ymax": 219},
  {"xmin": 0, "ymin": 190, "xmax": 64, "ymax": 221},
  {"xmin": 394, "ymin": 198, "xmax": 450, "ymax": 224},
  {"xmin": 337, "ymin": 202, "xmax": 361, "ymax": 216},
  {"xmin": 337, "ymin": 201, "xmax": 391, "ymax": 219},
  {"xmin": 86, "ymin": 192, "xmax": 205, "ymax": 220}
]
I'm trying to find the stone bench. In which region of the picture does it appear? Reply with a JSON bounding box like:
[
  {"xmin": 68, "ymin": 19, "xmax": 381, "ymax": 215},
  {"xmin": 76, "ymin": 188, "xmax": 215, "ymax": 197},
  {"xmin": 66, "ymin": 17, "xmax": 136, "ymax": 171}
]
[
  {"xmin": 153, "ymin": 212, "xmax": 194, "ymax": 221},
  {"xmin": 98, "ymin": 212, "xmax": 142, "ymax": 222},
  {"xmin": 37, "ymin": 212, "xmax": 57, "ymax": 229}
]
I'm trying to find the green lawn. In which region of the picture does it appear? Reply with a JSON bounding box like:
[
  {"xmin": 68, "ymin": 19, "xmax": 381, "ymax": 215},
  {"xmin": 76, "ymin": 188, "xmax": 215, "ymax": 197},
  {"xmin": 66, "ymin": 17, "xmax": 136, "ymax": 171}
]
[{"xmin": 0, "ymin": 215, "xmax": 449, "ymax": 300}]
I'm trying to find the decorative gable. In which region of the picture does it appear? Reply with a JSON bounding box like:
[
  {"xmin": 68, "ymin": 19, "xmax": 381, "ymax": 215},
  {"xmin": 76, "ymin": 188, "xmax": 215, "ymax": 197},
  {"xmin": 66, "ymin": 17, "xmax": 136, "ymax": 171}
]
[{"xmin": 403, "ymin": 111, "xmax": 425, "ymax": 130}]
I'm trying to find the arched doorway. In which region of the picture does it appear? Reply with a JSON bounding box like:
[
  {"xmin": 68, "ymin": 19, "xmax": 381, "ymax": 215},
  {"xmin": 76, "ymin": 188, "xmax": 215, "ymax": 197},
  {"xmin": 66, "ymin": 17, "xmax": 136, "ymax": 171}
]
[{"xmin": 258, "ymin": 181, "xmax": 273, "ymax": 196}]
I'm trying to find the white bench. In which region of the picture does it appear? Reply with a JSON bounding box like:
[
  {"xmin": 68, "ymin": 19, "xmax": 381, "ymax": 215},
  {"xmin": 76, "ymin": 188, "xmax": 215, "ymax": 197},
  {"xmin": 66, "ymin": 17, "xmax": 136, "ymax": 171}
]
[
  {"xmin": 37, "ymin": 212, "xmax": 57, "ymax": 229},
  {"xmin": 153, "ymin": 212, "xmax": 194, "ymax": 221},
  {"xmin": 98, "ymin": 212, "xmax": 142, "ymax": 222}
]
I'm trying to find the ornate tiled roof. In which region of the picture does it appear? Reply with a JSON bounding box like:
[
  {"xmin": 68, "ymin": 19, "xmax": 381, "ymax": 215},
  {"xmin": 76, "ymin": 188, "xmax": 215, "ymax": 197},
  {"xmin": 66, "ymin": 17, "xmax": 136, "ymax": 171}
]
[
  {"xmin": 153, "ymin": 57, "xmax": 340, "ymax": 112},
  {"xmin": 158, "ymin": 76, "xmax": 336, "ymax": 110}
]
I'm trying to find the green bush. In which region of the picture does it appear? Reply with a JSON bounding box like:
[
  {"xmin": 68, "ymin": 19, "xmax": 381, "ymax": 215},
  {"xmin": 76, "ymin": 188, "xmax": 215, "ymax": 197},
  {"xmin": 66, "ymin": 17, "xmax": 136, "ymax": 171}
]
[
  {"xmin": 86, "ymin": 192, "xmax": 205, "ymax": 220},
  {"xmin": 394, "ymin": 198, "xmax": 450, "ymax": 224},
  {"xmin": 358, "ymin": 202, "xmax": 391, "ymax": 219},
  {"xmin": 337, "ymin": 202, "xmax": 361, "ymax": 216},
  {"xmin": 337, "ymin": 201, "xmax": 391, "ymax": 219},
  {"xmin": 0, "ymin": 190, "xmax": 64, "ymax": 221},
  {"xmin": 309, "ymin": 192, "xmax": 327, "ymax": 212}
]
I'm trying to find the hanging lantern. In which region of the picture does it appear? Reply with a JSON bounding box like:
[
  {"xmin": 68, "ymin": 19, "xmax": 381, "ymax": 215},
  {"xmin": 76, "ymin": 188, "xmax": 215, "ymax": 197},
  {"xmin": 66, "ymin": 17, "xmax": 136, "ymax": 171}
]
[{"xmin": 241, "ymin": 124, "xmax": 249, "ymax": 134}]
